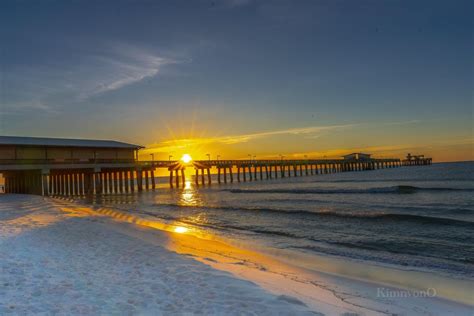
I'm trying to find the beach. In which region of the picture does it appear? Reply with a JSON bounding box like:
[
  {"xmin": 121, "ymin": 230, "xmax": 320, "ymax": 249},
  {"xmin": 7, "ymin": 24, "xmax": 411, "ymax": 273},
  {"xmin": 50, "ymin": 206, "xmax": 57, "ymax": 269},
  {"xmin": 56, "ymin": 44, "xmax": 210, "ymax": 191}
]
[
  {"xmin": 0, "ymin": 195, "xmax": 315, "ymax": 315},
  {"xmin": 1, "ymin": 193, "xmax": 472, "ymax": 315}
]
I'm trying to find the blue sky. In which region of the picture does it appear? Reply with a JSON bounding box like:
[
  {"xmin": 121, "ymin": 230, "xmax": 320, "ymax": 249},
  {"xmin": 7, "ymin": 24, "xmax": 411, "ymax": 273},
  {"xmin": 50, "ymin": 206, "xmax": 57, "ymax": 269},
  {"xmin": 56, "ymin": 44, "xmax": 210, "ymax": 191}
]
[{"xmin": 0, "ymin": 0, "xmax": 472, "ymax": 161}]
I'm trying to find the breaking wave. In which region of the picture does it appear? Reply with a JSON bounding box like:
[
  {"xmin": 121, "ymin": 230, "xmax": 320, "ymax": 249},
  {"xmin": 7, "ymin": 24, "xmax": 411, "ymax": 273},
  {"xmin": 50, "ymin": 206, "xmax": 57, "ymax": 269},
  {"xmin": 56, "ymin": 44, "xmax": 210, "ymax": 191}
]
[
  {"xmin": 149, "ymin": 203, "xmax": 473, "ymax": 226},
  {"xmin": 223, "ymin": 185, "xmax": 473, "ymax": 195}
]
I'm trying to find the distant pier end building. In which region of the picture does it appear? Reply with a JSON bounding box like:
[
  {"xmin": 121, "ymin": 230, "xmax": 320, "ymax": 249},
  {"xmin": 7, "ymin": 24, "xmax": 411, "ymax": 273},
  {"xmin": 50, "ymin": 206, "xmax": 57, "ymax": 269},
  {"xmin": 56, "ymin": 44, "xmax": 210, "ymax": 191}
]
[
  {"xmin": 0, "ymin": 136, "xmax": 144, "ymax": 195},
  {"xmin": 402, "ymin": 153, "xmax": 432, "ymax": 166},
  {"xmin": 342, "ymin": 153, "xmax": 372, "ymax": 161}
]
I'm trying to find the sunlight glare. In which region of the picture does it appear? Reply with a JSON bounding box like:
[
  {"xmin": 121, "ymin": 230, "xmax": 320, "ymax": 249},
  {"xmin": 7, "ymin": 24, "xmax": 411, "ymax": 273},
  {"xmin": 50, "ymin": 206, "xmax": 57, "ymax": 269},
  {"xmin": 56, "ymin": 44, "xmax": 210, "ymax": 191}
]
[
  {"xmin": 181, "ymin": 154, "xmax": 193, "ymax": 163},
  {"xmin": 174, "ymin": 226, "xmax": 189, "ymax": 234}
]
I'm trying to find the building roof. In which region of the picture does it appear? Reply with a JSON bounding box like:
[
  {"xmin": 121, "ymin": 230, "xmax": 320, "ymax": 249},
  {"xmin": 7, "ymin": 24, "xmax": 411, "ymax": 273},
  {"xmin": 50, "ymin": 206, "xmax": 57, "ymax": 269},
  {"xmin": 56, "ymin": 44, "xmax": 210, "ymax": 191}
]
[
  {"xmin": 342, "ymin": 153, "xmax": 371, "ymax": 157},
  {"xmin": 0, "ymin": 136, "xmax": 144, "ymax": 149}
]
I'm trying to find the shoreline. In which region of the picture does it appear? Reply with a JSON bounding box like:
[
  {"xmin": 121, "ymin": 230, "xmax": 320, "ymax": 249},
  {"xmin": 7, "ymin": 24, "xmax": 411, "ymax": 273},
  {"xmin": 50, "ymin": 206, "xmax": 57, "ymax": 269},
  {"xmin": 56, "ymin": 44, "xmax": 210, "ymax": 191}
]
[
  {"xmin": 51, "ymin": 198, "xmax": 472, "ymax": 315},
  {"xmin": 1, "ymin": 195, "xmax": 472, "ymax": 315},
  {"xmin": 0, "ymin": 195, "xmax": 313, "ymax": 315}
]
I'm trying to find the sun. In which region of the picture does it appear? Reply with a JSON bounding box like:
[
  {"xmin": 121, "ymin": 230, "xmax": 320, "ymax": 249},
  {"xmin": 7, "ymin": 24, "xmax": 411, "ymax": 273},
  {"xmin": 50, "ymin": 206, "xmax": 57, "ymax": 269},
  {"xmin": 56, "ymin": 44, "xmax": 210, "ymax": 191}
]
[
  {"xmin": 181, "ymin": 154, "xmax": 193, "ymax": 164},
  {"xmin": 174, "ymin": 226, "xmax": 188, "ymax": 234}
]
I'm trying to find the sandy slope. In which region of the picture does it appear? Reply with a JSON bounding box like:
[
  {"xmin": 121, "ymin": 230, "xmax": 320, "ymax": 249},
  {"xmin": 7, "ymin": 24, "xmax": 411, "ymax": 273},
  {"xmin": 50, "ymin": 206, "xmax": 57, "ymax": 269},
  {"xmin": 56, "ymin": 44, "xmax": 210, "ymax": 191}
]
[{"xmin": 0, "ymin": 195, "xmax": 314, "ymax": 315}]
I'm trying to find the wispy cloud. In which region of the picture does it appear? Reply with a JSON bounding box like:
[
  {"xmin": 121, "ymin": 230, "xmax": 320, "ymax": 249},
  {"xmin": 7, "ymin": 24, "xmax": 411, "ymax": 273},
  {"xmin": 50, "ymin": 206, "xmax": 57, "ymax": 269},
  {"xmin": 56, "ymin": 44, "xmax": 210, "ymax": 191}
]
[
  {"xmin": 208, "ymin": 0, "xmax": 253, "ymax": 9},
  {"xmin": 383, "ymin": 120, "xmax": 421, "ymax": 126},
  {"xmin": 77, "ymin": 45, "xmax": 175, "ymax": 99},
  {"xmin": 144, "ymin": 124, "xmax": 354, "ymax": 153},
  {"xmin": 3, "ymin": 44, "xmax": 178, "ymax": 113},
  {"xmin": 0, "ymin": 100, "xmax": 58, "ymax": 116},
  {"xmin": 213, "ymin": 124, "xmax": 354, "ymax": 144}
]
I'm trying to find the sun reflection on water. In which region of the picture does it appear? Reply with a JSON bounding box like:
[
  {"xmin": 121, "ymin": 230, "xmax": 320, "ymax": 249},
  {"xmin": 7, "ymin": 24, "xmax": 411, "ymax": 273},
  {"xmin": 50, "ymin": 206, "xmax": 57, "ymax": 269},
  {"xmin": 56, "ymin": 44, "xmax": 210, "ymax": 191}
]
[{"xmin": 180, "ymin": 180, "xmax": 198, "ymax": 206}]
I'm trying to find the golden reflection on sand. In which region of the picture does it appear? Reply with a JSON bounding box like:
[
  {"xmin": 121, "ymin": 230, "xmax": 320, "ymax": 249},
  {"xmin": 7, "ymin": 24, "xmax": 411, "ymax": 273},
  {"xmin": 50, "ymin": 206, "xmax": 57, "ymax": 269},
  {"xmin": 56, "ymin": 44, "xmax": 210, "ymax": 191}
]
[
  {"xmin": 0, "ymin": 204, "xmax": 91, "ymax": 238},
  {"xmin": 52, "ymin": 200, "xmax": 474, "ymax": 307}
]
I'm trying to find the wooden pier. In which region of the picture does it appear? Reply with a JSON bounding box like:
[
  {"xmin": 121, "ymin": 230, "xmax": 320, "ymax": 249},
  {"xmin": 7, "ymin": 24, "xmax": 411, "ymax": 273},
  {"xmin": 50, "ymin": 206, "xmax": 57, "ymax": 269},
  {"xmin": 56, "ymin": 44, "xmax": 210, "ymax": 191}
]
[
  {"xmin": 402, "ymin": 153, "xmax": 432, "ymax": 166},
  {"xmin": 180, "ymin": 158, "xmax": 402, "ymax": 187},
  {"xmin": 0, "ymin": 137, "xmax": 432, "ymax": 196}
]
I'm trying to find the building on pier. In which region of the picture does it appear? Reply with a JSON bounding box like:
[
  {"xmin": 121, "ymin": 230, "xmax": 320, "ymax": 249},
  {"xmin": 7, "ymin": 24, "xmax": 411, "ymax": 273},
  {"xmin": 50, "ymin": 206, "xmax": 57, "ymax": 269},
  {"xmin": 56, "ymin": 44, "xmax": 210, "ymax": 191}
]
[
  {"xmin": 342, "ymin": 153, "xmax": 372, "ymax": 161},
  {"xmin": 0, "ymin": 136, "xmax": 143, "ymax": 195},
  {"xmin": 402, "ymin": 153, "xmax": 432, "ymax": 166},
  {"xmin": 0, "ymin": 136, "xmax": 141, "ymax": 163}
]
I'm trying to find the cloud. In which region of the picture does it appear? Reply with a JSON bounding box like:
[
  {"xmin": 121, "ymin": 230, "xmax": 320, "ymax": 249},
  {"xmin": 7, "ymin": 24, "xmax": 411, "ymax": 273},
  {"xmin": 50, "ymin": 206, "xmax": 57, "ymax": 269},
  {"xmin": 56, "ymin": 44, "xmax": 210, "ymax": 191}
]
[
  {"xmin": 77, "ymin": 45, "xmax": 175, "ymax": 99},
  {"xmin": 213, "ymin": 124, "xmax": 353, "ymax": 144},
  {"xmin": 383, "ymin": 120, "xmax": 421, "ymax": 126},
  {"xmin": 3, "ymin": 44, "xmax": 177, "ymax": 112},
  {"xmin": 208, "ymin": 0, "xmax": 253, "ymax": 9},
  {"xmin": 144, "ymin": 124, "xmax": 354, "ymax": 153},
  {"xmin": 0, "ymin": 100, "xmax": 58, "ymax": 116}
]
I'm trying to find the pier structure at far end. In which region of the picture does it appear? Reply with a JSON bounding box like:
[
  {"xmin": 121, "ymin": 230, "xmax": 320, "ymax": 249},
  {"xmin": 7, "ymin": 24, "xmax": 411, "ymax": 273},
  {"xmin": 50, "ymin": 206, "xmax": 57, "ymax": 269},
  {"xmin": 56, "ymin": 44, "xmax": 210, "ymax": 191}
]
[{"xmin": 402, "ymin": 153, "xmax": 433, "ymax": 166}]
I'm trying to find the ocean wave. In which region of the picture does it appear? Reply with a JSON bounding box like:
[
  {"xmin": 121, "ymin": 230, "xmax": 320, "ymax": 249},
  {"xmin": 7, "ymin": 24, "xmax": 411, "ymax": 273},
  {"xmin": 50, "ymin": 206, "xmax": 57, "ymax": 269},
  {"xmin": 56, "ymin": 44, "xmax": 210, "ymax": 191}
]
[
  {"xmin": 308, "ymin": 178, "xmax": 474, "ymax": 183},
  {"xmin": 290, "ymin": 244, "xmax": 474, "ymax": 276},
  {"xmin": 223, "ymin": 185, "xmax": 473, "ymax": 195},
  {"xmin": 150, "ymin": 203, "xmax": 473, "ymax": 226}
]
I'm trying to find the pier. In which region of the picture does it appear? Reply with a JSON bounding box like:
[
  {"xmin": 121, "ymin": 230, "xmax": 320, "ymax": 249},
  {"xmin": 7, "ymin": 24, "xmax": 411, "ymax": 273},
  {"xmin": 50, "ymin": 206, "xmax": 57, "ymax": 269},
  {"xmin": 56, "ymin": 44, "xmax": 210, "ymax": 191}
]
[
  {"xmin": 184, "ymin": 157, "xmax": 401, "ymax": 187},
  {"xmin": 0, "ymin": 137, "xmax": 431, "ymax": 196},
  {"xmin": 402, "ymin": 153, "xmax": 432, "ymax": 166}
]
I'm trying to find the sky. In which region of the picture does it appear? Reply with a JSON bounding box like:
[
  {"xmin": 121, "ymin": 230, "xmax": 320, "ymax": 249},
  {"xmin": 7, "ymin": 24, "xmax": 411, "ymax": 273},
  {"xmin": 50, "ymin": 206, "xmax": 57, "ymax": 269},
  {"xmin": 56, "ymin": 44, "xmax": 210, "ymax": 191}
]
[{"xmin": 0, "ymin": 0, "xmax": 472, "ymax": 162}]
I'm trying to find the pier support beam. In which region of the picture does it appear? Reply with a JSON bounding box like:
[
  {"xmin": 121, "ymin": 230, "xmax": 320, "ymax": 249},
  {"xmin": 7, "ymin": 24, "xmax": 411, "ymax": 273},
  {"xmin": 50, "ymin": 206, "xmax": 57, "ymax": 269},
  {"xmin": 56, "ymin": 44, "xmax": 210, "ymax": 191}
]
[
  {"xmin": 129, "ymin": 170, "xmax": 135, "ymax": 193},
  {"xmin": 125, "ymin": 171, "xmax": 130, "ymax": 193},
  {"xmin": 108, "ymin": 172, "xmax": 113, "ymax": 193},
  {"xmin": 144, "ymin": 170, "xmax": 150, "ymax": 190},
  {"xmin": 94, "ymin": 172, "xmax": 102, "ymax": 195},
  {"xmin": 118, "ymin": 171, "xmax": 124, "ymax": 193},
  {"xmin": 137, "ymin": 169, "xmax": 143, "ymax": 192},
  {"xmin": 150, "ymin": 170, "xmax": 156, "ymax": 190},
  {"xmin": 41, "ymin": 170, "xmax": 49, "ymax": 196}
]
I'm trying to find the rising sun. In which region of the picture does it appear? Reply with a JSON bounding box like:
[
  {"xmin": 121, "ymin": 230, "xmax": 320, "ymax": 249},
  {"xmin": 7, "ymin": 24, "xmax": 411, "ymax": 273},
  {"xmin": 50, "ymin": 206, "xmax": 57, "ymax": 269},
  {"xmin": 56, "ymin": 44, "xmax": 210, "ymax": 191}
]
[
  {"xmin": 181, "ymin": 154, "xmax": 193, "ymax": 163},
  {"xmin": 174, "ymin": 226, "xmax": 188, "ymax": 234}
]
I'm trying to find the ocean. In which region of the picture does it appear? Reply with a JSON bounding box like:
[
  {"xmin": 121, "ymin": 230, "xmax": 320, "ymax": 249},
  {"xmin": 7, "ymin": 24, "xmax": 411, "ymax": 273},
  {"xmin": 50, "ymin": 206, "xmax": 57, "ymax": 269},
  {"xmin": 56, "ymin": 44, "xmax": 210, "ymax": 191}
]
[{"xmin": 88, "ymin": 161, "xmax": 474, "ymax": 281}]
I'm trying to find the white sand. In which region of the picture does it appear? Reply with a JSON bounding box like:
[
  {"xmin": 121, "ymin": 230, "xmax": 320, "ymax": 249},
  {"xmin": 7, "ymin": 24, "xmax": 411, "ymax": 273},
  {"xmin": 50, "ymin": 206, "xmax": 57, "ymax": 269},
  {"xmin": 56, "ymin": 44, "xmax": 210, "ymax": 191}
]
[
  {"xmin": 1, "ymin": 195, "xmax": 472, "ymax": 315},
  {"xmin": 0, "ymin": 195, "xmax": 314, "ymax": 315}
]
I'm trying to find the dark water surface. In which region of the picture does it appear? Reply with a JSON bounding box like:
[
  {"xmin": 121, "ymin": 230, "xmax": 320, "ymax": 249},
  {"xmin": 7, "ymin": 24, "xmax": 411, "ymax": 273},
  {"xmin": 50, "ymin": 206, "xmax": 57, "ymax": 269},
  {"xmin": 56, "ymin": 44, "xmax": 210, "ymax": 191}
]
[{"xmin": 87, "ymin": 162, "xmax": 474, "ymax": 279}]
